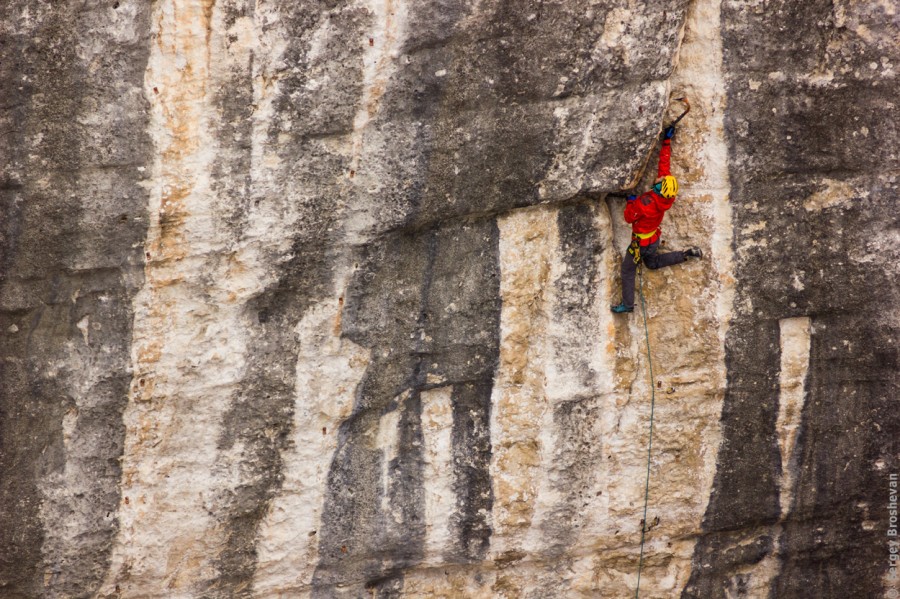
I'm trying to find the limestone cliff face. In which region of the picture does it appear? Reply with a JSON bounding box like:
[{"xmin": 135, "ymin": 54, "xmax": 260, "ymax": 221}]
[{"xmin": 0, "ymin": 0, "xmax": 896, "ymax": 598}]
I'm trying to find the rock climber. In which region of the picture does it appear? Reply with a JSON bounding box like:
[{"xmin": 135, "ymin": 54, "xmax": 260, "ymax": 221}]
[{"xmin": 611, "ymin": 124, "xmax": 703, "ymax": 314}]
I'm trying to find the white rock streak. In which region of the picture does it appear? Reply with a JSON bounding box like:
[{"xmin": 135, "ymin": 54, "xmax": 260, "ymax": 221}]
[
  {"xmin": 253, "ymin": 297, "xmax": 370, "ymax": 597},
  {"xmin": 491, "ymin": 207, "xmax": 560, "ymax": 559},
  {"xmin": 776, "ymin": 317, "xmax": 812, "ymax": 514},
  {"xmin": 99, "ymin": 0, "xmax": 228, "ymax": 594},
  {"xmin": 747, "ymin": 316, "xmax": 812, "ymax": 594},
  {"xmin": 253, "ymin": 0, "xmax": 409, "ymax": 591},
  {"xmin": 99, "ymin": 0, "xmax": 278, "ymax": 594},
  {"xmin": 490, "ymin": 204, "xmax": 612, "ymax": 594},
  {"xmin": 421, "ymin": 386, "xmax": 456, "ymax": 564},
  {"xmin": 345, "ymin": 0, "xmax": 409, "ymax": 244}
]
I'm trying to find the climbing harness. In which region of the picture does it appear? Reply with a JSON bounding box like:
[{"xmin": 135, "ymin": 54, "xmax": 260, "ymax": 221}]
[
  {"xmin": 628, "ymin": 230, "xmax": 658, "ymax": 264},
  {"xmin": 634, "ymin": 265, "xmax": 657, "ymax": 599}
]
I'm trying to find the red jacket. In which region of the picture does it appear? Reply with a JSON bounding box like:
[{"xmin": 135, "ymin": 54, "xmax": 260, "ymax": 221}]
[{"xmin": 624, "ymin": 140, "xmax": 675, "ymax": 246}]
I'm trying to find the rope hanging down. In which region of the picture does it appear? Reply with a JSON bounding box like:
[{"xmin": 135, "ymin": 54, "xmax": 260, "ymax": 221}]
[{"xmin": 634, "ymin": 264, "xmax": 657, "ymax": 599}]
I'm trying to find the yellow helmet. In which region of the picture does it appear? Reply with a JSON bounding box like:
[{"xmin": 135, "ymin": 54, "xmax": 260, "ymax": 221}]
[{"xmin": 657, "ymin": 175, "xmax": 678, "ymax": 198}]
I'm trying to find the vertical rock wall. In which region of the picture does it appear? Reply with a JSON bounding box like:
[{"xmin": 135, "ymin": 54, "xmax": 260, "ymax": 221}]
[
  {"xmin": 0, "ymin": 2, "xmax": 153, "ymax": 597},
  {"xmin": 0, "ymin": 0, "xmax": 896, "ymax": 597},
  {"xmin": 684, "ymin": 1, "xmax": 900, "ymax": 597}
]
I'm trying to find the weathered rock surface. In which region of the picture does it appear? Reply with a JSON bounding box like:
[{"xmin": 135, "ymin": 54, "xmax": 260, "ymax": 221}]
[
  {"xmin": 0, "ymin": 0, "xmax": 896, "ymax": 597},
  {"xmin": 684, "ymin": 1, "xmax": 900, "ymax": 597}
]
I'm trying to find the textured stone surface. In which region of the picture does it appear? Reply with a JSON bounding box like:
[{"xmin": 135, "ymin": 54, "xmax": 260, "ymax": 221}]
[
  {"xmin": 683, "ymin": 1, "xmax": 900, "ymax": 597},
  {"xmin": 0, "ymin": 0, "xmax": 897, "ymax": 597},
  {"xmin": 0, "ymin": 2, "xmax": 153, "ymax": 597}
]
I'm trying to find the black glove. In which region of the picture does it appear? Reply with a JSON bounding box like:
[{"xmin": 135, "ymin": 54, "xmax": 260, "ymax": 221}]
[{"xmin": 663, "ymin": 125, "xmax": 676, "ymax": 140}]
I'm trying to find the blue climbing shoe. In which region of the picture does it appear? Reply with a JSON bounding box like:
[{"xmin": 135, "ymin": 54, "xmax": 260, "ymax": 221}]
[{"xmin": 611, "ymin": 303, "xmax": 634, "ymax": 314}]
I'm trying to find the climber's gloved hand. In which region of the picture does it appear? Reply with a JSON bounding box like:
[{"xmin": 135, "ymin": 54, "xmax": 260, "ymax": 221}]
[
  {"xmin": 626, "ymin": 195, "xmax": 637, "ymax": 202},
  {"xmin": 663, "ymin": 125, "xmax": 676, "ymax": 140}
]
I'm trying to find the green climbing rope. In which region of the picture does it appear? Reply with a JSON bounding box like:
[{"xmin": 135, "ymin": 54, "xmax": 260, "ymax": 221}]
[{"xmin": 634, "ymin": 264, "xmax": 656, "ymax": 599}]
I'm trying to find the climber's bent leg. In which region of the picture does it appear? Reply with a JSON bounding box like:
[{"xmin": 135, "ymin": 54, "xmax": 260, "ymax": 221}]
[{"xmin": 641, "ymin": 241, "xmax": 685, "ymax": 270}]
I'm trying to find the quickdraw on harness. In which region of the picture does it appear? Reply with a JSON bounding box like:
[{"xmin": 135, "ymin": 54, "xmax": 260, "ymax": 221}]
[
  {"xmin": 628, "ymin": 230, "xmax": 657, "ymax": 264},
  {"xmin": 628, "ymin": 238, "xmax": 642, "ymax": 264}
]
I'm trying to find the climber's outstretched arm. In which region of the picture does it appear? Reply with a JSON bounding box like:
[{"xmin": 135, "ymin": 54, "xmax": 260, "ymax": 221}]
[{"xmin": 657, "ymin": 128, "xmax": 674, "ymax": 178}]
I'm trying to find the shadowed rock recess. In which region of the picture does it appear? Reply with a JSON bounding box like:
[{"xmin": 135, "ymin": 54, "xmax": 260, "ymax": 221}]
[{"xmin": 0, "ymin": 0, "xmax": 896, "ymax": 597}]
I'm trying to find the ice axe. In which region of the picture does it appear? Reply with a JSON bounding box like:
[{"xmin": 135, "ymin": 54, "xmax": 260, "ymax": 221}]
[{"xmin": 667, "ymin": 96, "xmax": 690, "ymax": 128}]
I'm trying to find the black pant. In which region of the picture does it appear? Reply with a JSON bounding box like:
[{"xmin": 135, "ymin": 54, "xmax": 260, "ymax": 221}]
[{"xmin": 620, "ymin": 240, "xmax": 685, "ymax": 307}]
